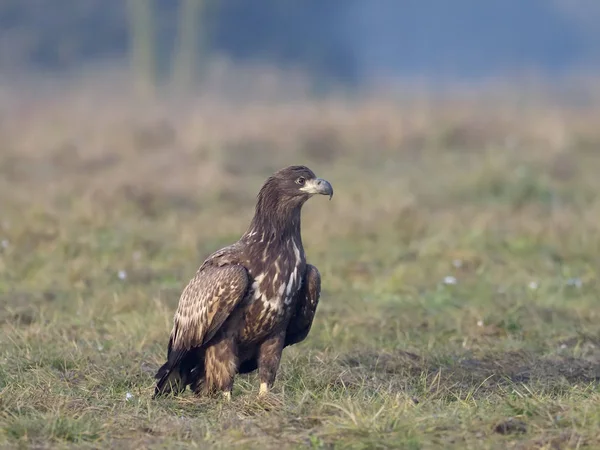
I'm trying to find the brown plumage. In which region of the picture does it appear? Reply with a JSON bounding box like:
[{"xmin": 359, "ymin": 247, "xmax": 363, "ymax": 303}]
[{"xmin": 154, "ymin": 165, "xmax": 333, "ymax": 399}]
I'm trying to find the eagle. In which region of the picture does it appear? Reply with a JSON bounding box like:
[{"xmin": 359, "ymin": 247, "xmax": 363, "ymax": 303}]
[{"xmin": 154, "ymin": 165, "xmax": 333, "ymax": 400}]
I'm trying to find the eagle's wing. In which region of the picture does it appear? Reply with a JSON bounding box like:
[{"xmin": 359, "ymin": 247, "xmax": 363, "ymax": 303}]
[
  {"xmin": 171, "ymin": 264, "xmax": 249, "ymax": 349},
  {"xmin": 154, "ymin": 263, "xmax": 249, "ymax": 397},
  {"xmin": 285, "ymin": 264, "xmax": 321, "ymax": 347}
]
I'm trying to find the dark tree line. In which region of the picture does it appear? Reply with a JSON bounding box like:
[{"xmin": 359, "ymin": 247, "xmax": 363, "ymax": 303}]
[
  {"xmin": 0, "ymin": 0, "xmax": 358, "ymax": 87},
  {"xmin": 0, "ymin": 0, "xmax": 598, "ymax": 88}
]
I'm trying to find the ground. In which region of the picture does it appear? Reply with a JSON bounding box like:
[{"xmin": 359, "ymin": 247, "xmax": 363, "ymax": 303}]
[{"xmin": 0, "ymin": 80, "xmax": 599, "ymax": 449}]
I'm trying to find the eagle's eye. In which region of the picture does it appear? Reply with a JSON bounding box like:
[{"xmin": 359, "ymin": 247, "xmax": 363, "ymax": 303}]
[{"xmin": 296, "ymin": 177, "xmax": 306, "ymax": 186}]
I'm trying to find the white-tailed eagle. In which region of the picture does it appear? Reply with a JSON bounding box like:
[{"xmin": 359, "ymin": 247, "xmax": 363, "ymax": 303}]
[{"xmin": 154, "ymin": 165, "xmax": 333, "ymax": 399}]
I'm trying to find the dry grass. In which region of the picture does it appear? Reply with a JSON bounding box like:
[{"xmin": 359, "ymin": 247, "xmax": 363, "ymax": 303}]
[{"xmin": 1, "ymin": 73, "xmax": 600, "ymax": 449}]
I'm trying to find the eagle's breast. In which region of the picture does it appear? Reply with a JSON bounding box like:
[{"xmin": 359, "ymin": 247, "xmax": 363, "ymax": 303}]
[{"xmin": 239, "ymin": 236, "xmax": 305, "ymax": 342}]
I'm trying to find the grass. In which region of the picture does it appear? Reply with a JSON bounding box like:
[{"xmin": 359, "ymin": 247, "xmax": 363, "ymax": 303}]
[{"xmin": 1, "ymin": 75, "xmax": 600, "ymax": 449}]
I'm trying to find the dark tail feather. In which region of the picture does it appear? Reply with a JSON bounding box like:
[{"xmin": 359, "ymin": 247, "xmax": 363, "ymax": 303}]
[
  {"xmin": 154, "ymin": 346, "xmax": 206, "ymax": 399},
  {"xmin": 153, "ymin": 348, "xmax": 188, "ymax": 399},
  {"xmin": 154, "ymin": 362, "xmax": 168, "ymax": 381}
]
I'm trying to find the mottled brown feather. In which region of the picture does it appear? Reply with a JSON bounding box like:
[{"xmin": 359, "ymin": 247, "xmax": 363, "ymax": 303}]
[
  {"xmin": 171, "ymin": 264, "xmax": 249, "ymax": 351},
  {"xmin": 154, "ymin": 262, "xmax": 248, "ymax": 397},
  {"xmin": 237, "ymin": 264, "xmax": 321, "ymax": 375}
]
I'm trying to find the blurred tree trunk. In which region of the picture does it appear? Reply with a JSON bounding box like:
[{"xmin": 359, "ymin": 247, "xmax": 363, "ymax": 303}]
[
  {"xmin": 127, "ymin": 0, "xmax": 156, "ymax": 100},
  {"xmin": 172, "ymin": 0, "xmax": 207, "ymax": 92}
]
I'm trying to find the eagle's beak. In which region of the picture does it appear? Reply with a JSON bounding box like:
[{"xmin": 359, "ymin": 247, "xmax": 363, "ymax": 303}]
[{"xmin": 301, "ymin": 178, "xmax": 333, "ymax": 200}]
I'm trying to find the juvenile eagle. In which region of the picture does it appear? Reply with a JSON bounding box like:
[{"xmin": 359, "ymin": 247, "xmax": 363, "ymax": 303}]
[{"xmin": 154, "ymin": 165, "xmax": 333, "ymax": 399}]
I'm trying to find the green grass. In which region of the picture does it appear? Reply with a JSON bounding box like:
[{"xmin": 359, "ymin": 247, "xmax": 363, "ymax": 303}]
[{"xmin": 1, "ymin": 88, "xmax": 600, "ymax": 449}]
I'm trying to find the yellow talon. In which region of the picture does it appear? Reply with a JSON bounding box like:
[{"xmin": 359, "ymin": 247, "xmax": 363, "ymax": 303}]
[{"xmin": 259, "ymin": 383, "xmax": 268, "ymax": 397}]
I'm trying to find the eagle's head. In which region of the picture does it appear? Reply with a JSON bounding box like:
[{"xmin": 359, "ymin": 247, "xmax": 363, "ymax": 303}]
[
  {"xmin": 247, "ymin": 165, "xmax": 333, "ymax": 237},
  {"xmin": 264, "ymin": 165, "xmax": 333, "ymax": 206}
]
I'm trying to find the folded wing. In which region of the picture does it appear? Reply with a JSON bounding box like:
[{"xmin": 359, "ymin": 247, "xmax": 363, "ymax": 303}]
[
  {"xmin": 285, "ymin": 264, "xmax": 321, "ymax": 347},
  {"xmin": 154, "ymin": 264, "xmax": 249, "ymax": 397}
]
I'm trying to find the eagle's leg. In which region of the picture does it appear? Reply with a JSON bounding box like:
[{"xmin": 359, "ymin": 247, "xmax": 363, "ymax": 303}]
[
  {"xmin": 257, "ymin": 331, "xmax": 285, "ymax": 397},
  {"xmin": 204, "ymin": 336, "xmax": 238, "ymax": 400}
]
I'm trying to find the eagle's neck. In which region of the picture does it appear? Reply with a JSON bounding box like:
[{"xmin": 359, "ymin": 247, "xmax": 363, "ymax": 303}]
[
  {"xmin": 241, "ymin": 185, "xmax": 307, "ymax": 311},
  {"xmin": 244, "ymin": 204, "xmax": 302, "ymax": 245},
  {"xmin": 242, "ymin": 188, "xmax": 304, "ymax": 249}
]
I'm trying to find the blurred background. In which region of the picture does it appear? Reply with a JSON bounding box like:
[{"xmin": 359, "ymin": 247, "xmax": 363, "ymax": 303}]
[
  {"xmin": 1, "ymin": 0, "xmax": 600, "ymax": 271},
  {"xmin": 2, "ymin": 0, "xmax": 600, "ymax": 296},
  {"xmin": 1, "ymin": 0, "xmax": 600, "ymax": 87}
]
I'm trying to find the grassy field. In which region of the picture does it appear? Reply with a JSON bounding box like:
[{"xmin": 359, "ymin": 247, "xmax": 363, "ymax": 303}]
[{"xmin": 1, "ymin": 78, "xmax": 600, "ymax": 449}]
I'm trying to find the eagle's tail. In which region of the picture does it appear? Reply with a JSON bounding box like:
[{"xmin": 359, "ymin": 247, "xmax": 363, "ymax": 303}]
[
  {"xmin": 153, "ymin": 350, "xmax": 186, "ymax": 398},
  {"xmin": 153, "ymin": 346, "xmax": 204, "ymax": 399}
]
